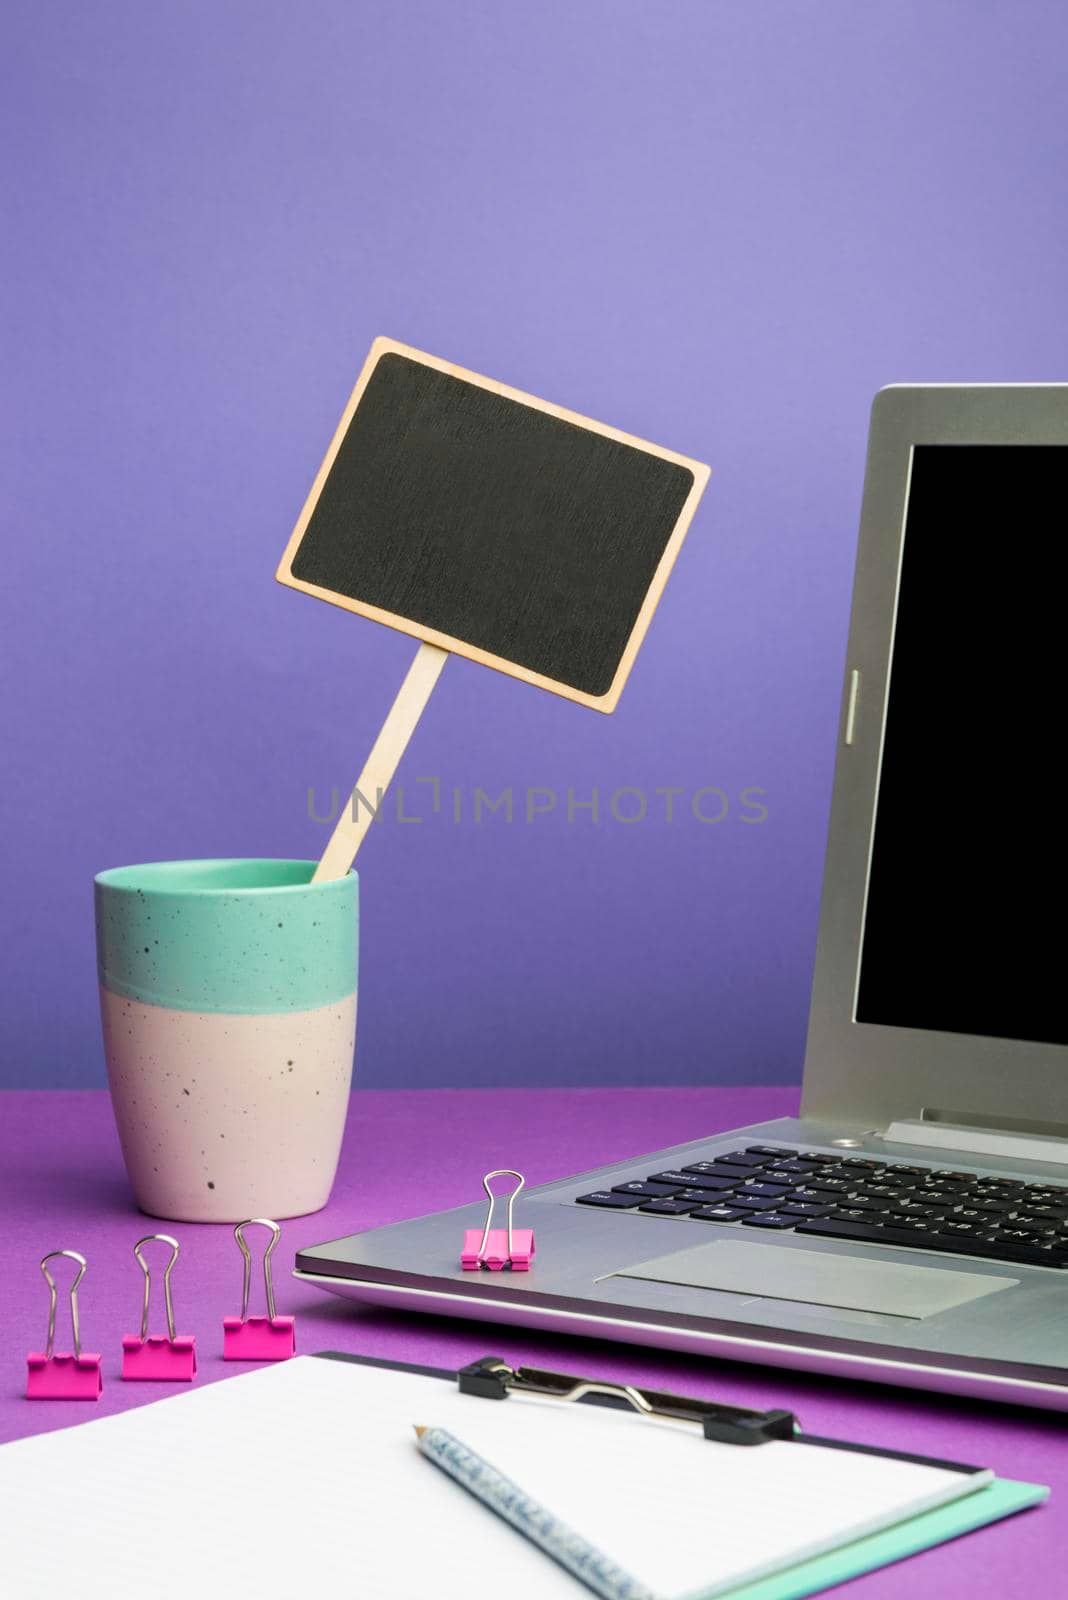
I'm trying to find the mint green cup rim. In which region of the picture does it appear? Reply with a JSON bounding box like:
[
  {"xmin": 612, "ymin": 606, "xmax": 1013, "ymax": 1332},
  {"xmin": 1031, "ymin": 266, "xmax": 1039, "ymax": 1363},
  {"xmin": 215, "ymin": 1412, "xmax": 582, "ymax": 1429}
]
[
  {"xmin": 94, "ymin": 858, "xmax": 359, "ymax": 1014},
  {"xmin": 95, "ymin": 858, "xmax": 356, "ymax": 894}
]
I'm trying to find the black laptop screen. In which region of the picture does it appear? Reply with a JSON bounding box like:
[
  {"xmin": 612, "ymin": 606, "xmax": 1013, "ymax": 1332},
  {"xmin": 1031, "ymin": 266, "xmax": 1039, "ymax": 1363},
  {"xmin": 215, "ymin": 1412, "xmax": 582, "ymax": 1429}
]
[{"xmin": 855, "ymin": 444, "xmax": 1067, "ymax": 1047}]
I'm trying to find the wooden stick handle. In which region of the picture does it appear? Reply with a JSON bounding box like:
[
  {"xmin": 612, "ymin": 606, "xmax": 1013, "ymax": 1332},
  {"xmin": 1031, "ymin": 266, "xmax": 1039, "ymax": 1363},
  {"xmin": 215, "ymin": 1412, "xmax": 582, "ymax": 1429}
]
[{"xmin": 313, "ymin": 642, "xmax": 448, "ymax": 881}]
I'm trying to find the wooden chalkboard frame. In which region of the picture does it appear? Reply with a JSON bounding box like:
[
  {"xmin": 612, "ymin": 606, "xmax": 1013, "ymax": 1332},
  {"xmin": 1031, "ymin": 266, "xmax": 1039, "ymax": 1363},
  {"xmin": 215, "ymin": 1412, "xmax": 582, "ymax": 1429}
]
[{"xmin": 276, "ymin": 338, "xmax": 710, "ymax": 713}]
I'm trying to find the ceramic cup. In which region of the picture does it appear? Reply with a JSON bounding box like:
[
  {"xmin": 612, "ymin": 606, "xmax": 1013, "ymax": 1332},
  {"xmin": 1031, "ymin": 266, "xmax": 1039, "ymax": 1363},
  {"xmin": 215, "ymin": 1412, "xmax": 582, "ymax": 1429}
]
[{"xmin": 94, "ymin": 859, "xmax": 358, "ymax": 1222}]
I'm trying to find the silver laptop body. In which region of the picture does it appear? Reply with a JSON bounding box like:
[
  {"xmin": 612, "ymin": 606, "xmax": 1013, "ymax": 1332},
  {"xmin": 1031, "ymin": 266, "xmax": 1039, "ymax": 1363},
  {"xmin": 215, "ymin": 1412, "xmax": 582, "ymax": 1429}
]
[{"xmin": 297, "ymin": 385, "xmax": 1068, "ymax": 1410}]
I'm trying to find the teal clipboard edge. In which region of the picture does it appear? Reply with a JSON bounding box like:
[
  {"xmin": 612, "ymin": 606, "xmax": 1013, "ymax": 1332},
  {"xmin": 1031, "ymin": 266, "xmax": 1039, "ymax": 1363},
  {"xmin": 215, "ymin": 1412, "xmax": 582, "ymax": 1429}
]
[
  {"xmin": 312, "ymin": 1353, "xmax": 1048, "ymax": 1600},
  {"xmin": 706, "ymin": 1478, "xmax": 1048, "ymax": 1600}
]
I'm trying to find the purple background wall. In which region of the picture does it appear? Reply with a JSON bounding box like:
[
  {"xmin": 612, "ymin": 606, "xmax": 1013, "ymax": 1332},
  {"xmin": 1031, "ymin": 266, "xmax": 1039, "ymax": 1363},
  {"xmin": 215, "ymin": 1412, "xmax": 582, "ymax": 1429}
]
[{"xmin": 4, "ymin": 2, "xmax": 1066, "ymax": 1090}]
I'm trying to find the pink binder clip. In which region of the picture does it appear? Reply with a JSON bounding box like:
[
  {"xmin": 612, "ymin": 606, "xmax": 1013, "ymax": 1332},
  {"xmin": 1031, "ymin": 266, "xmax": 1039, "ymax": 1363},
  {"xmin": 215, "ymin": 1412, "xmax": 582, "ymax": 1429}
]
[
  {"xmin": 461, "ymin": 1169, "xmax": 535, "ymax": 1272},
  {"xmin": 26, "ymin": 1250, "xmax": 103, "ymax": 1400},
  {"xmin": 223, "ymin": 1217, "xmax": 295, "ymax": 1361},
  {"xmin": 122, "ymin": 1234, "xmax": 197, "ymax": 1381}
]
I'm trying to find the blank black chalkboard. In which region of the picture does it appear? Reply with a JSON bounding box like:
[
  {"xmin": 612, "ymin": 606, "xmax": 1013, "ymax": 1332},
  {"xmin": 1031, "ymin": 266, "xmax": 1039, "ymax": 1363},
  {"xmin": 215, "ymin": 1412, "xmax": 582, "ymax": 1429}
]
[{"xmin": 278, "ymin": 339, "xmax": 709, "ymax": 710}]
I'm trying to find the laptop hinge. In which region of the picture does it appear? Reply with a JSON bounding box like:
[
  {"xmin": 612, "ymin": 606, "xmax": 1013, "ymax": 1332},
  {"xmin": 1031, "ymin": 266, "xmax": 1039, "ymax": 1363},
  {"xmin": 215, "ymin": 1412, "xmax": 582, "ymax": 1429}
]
[{"xmin": 884, "ymin": 1109, "xmax": 1068, "ymax": 1169}]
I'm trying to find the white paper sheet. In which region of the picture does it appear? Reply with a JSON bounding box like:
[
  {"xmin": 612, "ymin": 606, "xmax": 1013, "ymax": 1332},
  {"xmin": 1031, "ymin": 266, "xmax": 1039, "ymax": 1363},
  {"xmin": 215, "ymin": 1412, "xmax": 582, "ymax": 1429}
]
[{"xmin": 0, "ymin": 1356, "xmax": 987, "ymax": 1599}]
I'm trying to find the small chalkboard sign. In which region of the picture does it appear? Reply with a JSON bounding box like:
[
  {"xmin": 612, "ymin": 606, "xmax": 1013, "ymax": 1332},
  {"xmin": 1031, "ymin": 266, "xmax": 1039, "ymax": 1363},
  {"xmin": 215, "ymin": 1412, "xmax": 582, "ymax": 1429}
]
[{"xmin": 277, "ymin": 339, "xmax": 709, "ymax": 877}]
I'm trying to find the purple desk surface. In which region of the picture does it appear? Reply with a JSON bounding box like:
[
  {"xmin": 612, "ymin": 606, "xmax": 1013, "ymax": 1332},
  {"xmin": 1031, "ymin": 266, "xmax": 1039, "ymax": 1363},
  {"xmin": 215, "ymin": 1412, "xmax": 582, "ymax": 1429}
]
[{"xmin": 2, "ymin": 1087, "xmax": 1062, "ymax": 1594}]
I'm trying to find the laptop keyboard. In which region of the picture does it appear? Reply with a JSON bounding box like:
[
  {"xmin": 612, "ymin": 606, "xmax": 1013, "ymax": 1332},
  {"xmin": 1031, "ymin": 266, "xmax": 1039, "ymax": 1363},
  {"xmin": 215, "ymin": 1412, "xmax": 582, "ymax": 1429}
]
[{"xmin": 575, "ymin": 1145, "xmax": 1068, "ymax": 1268}]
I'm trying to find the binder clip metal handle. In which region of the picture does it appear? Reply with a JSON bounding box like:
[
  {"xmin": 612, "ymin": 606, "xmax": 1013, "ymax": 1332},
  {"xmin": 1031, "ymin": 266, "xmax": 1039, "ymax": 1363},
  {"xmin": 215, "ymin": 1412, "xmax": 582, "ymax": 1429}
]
[
  {"xmin": 26, "ymin": 1250, "xmax": 103, "ymax": 1400},
  {"xmin": 479, "ymin": 1170, "xmax": 524, "ymax": 1260},
  {"xmin": 135, "ymin": 1233, "xmax": 179, "ymax": 1342},
  {"xmin": 223, "ymin": 1218, "xmax": 296, "ymax": 1361},
  {"xmin": 122, "ymin": 1234, "xmax": 197, "ymax": 1382},
  {"xmin": 43, "ymin": 1249, "xmax": 85, "ymax": 1360},
  {"xmin": 461, "ymin": 1170, "xmax": 535, "ymax": 1271},
  {"xmin": 236, "ymin": 1217, "xmax": 280, "ymax": 1320}
]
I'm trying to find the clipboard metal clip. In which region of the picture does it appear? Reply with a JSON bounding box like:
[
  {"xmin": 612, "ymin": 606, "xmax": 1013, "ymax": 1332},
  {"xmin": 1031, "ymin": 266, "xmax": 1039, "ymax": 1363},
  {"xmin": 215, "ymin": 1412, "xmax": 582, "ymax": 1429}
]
[
  {"xmin": 461, "ymin": 1170, "xmax": 535, "ymax": 1272},
  {"xmin": 457, "ymin": 1356, "xmax": 796, "ymax": 1446}
]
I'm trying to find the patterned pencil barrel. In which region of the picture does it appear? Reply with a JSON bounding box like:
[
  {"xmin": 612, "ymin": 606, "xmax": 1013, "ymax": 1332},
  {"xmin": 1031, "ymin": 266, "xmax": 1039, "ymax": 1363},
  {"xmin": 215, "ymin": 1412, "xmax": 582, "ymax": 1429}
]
[{"xmin": 415, "ymin": 1426, "xmax": 655, "ymax": 1600}]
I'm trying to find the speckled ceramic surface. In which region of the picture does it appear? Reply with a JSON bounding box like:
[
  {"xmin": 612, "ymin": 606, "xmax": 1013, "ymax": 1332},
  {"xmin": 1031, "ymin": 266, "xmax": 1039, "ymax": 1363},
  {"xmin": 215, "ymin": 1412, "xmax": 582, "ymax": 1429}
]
[{"xmin": 94, "ymin": 860, "xmax": 358, "ymax": 1222}]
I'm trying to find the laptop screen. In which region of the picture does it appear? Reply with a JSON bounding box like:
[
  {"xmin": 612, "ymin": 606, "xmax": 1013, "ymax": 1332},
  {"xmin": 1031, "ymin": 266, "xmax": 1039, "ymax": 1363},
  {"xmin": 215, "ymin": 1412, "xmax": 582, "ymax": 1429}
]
[{"xmin": 855, "ymin": 444, "xmax": 1067, "ymax": 1047}]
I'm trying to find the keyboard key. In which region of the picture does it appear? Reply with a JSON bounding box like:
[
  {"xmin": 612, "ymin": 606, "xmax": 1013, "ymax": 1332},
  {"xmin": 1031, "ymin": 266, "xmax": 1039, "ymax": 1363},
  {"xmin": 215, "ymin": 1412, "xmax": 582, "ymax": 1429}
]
[
  {"xmin": 653, "ymin": 1169, "xmax": 738, "ymax": 1191},
  {"xmin": 931, "ymin": 1171, "xmax": 975, "ymax": 1183},
  {"xmin": 638, "ymin": 1198, "xmax": 701, "ymax": 1215},
  {"xmin": 713, "ymin": 1150, "xmax": 769, "ymax": 1168},
  {"xmin": 837, "ymin": 1193, "xmax": 893, "ymax": 1212},
  {"xmin": 709, "ymin": 1163, "xmax": 769, "ymax": 1180},
  {"xmin": 727, "ymin": 1193, "xmax": 782, "ymax": 1211},
  {"xmin": 692, "ymin": 1177, "xmax": 747, "ymax": 1194},
  {"xmin": 777, "ymin": 1201, "xmax": 833, "ymax": 1218},
  {"xmin": 612, "ymin": 1182, "xmax": 682, "ymax": 1198},
  {"xmin": 987, "ymin": 1226, "xmax": 1052, "ymax": 1246},
  {"xmin": 795, "ymin": 1217, "xmax": 1068, "ymax": 1267},
  {"xmin": 576, "ymin": 1191, "xmax": 645, "ymax": 1208},
  {"xmin": 745, "ymin": 1146, "xmax": 798, "ymax": 1157},
  {"xmin": 689, "ymin": 1205, "xmax": 748, "ymax": 1223},
  {"xmin": 804, "ymin": 1178, "xmax": 859, "ymax": 1195},
  {"xmin": 675, "ymin": 1187, "xmax": 735, "ymax": 1204},
  {"xmin": 880, "ymin": 1164, "xmax": 929, "ymax": 1178},
  {"xmin": 736, "ymin": 1181, "xmax": 794, "ymax": 1199},
  {"xmin": 764, "ymin": 1160, "xmax": 822, "ymax": 1176},
  {"xmin": 741, "ymin": 1212, "xmax": 797, "ymax": 1229}
]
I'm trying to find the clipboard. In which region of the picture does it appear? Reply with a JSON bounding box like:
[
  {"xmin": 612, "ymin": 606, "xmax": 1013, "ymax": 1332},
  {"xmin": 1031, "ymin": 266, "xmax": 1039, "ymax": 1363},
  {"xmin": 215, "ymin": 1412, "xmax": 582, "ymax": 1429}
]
[
  {"xmin": 315, "ymin": 1350, "xmax": 1046, "ymax": 1600},
  {"xmin": 0, "ymin": 1346, "xmax": 1046, "ymax": 1600}
]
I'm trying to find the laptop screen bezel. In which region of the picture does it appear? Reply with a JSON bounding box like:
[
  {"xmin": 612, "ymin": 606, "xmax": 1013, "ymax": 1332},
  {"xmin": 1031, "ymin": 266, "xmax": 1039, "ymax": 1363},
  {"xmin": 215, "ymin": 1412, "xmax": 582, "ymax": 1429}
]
[{"xmin": 801, "ymin": 384, "xmax": 1068, "ymax": 1131}]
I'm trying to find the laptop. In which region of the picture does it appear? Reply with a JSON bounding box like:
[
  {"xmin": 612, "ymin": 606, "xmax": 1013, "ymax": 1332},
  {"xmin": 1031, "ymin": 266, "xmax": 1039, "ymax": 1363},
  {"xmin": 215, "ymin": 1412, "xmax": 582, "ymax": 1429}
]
[{"xmin": 296, "ymin": 384, "xmax": 1068, "ymax": 1411}]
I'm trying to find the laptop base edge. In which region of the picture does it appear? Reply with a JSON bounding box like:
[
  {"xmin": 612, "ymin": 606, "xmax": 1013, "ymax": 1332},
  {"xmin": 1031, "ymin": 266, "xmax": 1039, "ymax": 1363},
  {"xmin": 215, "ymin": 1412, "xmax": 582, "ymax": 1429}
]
[{"xmin": 292, "ymin": 1268, "xmax": 1068, "ymax": 1413}]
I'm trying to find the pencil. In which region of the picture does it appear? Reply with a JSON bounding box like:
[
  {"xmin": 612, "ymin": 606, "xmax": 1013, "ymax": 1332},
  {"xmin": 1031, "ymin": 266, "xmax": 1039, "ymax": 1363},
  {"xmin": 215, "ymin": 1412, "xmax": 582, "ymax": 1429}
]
[{"xmin": 414, "ymin": 1424, "xmax": 656, "ymax": 1600}]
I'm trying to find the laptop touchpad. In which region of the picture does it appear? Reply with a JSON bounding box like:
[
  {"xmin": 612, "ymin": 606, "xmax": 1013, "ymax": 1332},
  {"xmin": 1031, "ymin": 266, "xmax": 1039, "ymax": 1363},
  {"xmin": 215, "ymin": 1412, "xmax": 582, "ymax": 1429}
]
[{"xmin": 611, "ymin": 1240, "xmax": 1016, "ymax": 1318}]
